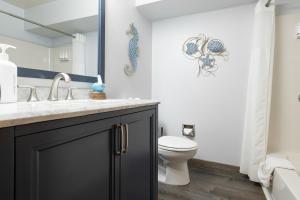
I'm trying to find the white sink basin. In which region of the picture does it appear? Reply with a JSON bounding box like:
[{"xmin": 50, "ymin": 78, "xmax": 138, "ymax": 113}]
[{"xmin": 20, "ymin": 99, "xmax": 128, "ymax": 106}]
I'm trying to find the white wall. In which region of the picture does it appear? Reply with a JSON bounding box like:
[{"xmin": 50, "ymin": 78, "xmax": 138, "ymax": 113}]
[
  {"xmin": 136, "ymin": 0, "xmax": 256, "ymax": 21},
  {"xmin": 268, "ymin": 10, "xmax": 300, "ymax": 156},
  {"xmin": 50, "ymin": 44, "xmax": 72, "ymax": 73},
  {"xmin": 105, "ymin": 0, "xmax": 152, "ymax": 99},
  {"xmin": 50, "ymin": 31, "xmax": 98, "ymax": 76},
  {"xmin": 0, "ymin": 0, "xmax": 99, "ymax": 76},
  {"xmin": 0, "ymin": 0, "xmax": 52, "ymax": 46},
  {"xmin": 85, "ymin": 31, "xmax": 98, "ymax": 76},
  {"xmin": 17, "ymin": 77, "xmax": 91, "ymax": 102},
  {"xmin": 25, "ymin": 0, "xmax": 98, "ymax": 27},
  {"xmin": 0, "ymin": 35, "xmax": 50, "ymax": 70},
  {"xmin": 152, "ymin": 4, "xmax": 254, "ymax": 166},
  {"xmin": 15, "ymin": 0, "xmax": 152, "ymax": 100},
  {"xmin": 136, "ymin": 0, "xmax": 161, "ymax": 6},
  {"xmin": 0, "ymin": 0, "xmax": 152, "ymax": 99},
  {"xmin": 0, "ymin": 32, "xmax": 97, "ymax": 76},
  {"xmin": 9, "ymin": 0, "xmax": 152, "ymax": 98}
]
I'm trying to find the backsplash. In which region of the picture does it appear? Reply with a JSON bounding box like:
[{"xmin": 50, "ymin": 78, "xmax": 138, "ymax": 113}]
[{"xmin": 18, "ymin": 77, "xmax": 91, "ymax": 102}]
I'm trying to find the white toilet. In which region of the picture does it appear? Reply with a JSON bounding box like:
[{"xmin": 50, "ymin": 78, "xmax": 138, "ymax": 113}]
[{"xmin": 158, "ymin": 136, "xmax": 198, "ymax": 185}]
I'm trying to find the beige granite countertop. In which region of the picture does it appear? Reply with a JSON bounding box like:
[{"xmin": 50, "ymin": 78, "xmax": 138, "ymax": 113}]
[{"xmin": 0, "ymin": 99, "xmax": 159, "ymax": 128}]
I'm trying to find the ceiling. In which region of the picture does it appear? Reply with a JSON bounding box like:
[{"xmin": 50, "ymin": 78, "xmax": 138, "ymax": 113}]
[
  {"xmin": 26, "ymin": 16, "xmax": 98, "ymax": 38},
  {"xmin": 3, "ymin": 0, "xmax": 56, "ymax": 9},
  {"xmin": 137, "ymin": 0, "xmax": 257, "ymax": 21},
  {"xmin": 137, "ymin": 0, "xmax": 300, "ymax": 21}
]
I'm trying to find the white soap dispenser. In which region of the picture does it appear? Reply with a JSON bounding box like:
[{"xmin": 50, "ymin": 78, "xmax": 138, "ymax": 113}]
[{"xmin": 0, "ymin": 44, "xmax": 17, "ymax": 103}]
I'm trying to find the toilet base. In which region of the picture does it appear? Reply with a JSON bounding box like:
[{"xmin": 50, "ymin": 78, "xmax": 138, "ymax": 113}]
[{"xmin": 158, "ymin": 159, "xmax": 190, "ymax": 186}]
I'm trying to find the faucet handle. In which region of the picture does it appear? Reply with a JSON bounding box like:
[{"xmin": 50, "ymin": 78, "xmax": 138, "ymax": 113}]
[
  {"xmin": 18, "ymin": 85, "xmax": 39, "ymax": 102},
  {"xmin": 66, "ymin": 87, "xmax": 75, "ymax": 100},
  {"xmin": 65, "ymin": 87, "xmax": 90, "ymax": 100}
]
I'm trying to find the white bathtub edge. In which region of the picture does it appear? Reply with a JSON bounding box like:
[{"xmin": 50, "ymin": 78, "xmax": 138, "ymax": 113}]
[{"xmin": 262, "ymin": 186, "xmax": 273, "ymax": 200}]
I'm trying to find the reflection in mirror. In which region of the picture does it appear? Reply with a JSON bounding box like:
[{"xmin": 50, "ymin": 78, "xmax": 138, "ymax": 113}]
[{"xmin": 0, "ymin": 0, "xmax": 99, "ymax": 77}]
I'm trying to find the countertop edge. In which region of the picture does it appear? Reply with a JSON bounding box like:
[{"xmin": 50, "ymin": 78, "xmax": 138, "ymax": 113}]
[{"xmin": 0, "ymin": 101, "xmax": 159, "ymax": 129}]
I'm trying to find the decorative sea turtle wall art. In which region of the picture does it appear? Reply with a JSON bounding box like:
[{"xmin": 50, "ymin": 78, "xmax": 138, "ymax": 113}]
[
  {"xmin": 124, "ymin": 23, "xmax": 139, "ymax": 76},
  {"xmin": 183, "ymin": 34, "xmax": 229, "ymax": 77}
]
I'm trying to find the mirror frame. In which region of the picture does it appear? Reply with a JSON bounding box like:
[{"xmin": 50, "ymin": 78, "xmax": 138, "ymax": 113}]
[{"xmin": 17, "ymin": 0, "xmax": 105, "ymax": 83}]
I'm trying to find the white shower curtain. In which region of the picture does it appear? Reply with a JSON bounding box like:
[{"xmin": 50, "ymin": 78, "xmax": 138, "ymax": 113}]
[
  {"xmin": 72, "ymin": 33, "xmax": 86, "ymax": 75},
  {"xmin": 240, "ymin": 0, "xmax": 275, "ymax": 182}
]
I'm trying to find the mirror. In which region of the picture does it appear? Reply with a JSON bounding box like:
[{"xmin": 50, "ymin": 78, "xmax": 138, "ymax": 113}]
[{"xmin": 0, "ymin": 0, "xmax": 103, "ymax": 82}]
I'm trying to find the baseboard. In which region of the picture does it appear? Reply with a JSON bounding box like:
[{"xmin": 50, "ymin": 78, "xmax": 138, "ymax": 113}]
[
  {"xmin": 189, "ymin": 159, "xmax": 239, "ymax": 171},
  {"xmin": 188, "ymin": 159, "xmax": 249, "ymax": 179}
]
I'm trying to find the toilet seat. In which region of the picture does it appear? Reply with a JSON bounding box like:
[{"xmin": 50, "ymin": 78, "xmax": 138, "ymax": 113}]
[{"xmin": 158, "ymin": 136, "xmax": 198, "ymax": 152}]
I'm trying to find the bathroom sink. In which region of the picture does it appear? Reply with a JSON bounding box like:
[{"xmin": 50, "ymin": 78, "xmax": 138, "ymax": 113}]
[
  {"xmin": 24, "ymin": 99, "xmax": 125, "ymax": 105},
  {"xmin": 17, "ymin": 99, "xmax": 141, "ymax": 108}
]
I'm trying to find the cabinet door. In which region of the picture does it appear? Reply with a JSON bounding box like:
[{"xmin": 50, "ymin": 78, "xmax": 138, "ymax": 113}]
[
  {"xmin": 119, "ymin": 110, "xmax": 157, "ymax": 200},
  {"xmin": 16, "ymin": 117, "xmax": 119, "ymax": 200},
  {"xmin": 0, "ymin": 128, "xmax": 14, "ymax": 200}
]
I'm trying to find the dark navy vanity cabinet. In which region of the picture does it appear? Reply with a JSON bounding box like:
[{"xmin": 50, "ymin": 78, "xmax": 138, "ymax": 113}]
[{"xmin": 0, "ymin": 105, "xmax": 158, "ymax": 200}]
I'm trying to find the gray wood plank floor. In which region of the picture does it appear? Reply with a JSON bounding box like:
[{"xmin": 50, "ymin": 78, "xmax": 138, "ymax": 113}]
[{"xmin": 159, "ymin": 159, "xmax": 266, "ymax": 200}]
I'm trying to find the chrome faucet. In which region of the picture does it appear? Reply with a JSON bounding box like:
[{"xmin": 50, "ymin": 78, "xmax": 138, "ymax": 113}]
[{"xmin": 48, "ymin": 73, "xmax": 71, "ymax": 101}]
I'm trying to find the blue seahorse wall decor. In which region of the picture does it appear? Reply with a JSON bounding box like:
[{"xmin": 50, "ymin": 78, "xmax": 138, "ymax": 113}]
[{"xmin": 124, "ymin": 23, "xmax": 139, "ymax": 76}]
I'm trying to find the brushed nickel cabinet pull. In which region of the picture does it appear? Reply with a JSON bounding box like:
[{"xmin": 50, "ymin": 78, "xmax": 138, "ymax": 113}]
[
  {"xmin": 115, "ymin": 124, "xmax": 123, "ymax": 155},
  {"xmin": 123, "ymin": 124, "xmax": 129, "ymax": 154},
  {"xmin": 121, "ymin": 124, "xmax": 126, "ymax": 154}
]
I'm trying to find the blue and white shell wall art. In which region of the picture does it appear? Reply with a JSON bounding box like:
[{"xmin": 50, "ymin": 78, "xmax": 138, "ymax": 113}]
[
  {"xmin": 124, "ymin": 23, "xmax": 139, "ymax": 76},
  {"xmin": 183, "ymin": 34, "xmax": 229, "ymax": 77}
]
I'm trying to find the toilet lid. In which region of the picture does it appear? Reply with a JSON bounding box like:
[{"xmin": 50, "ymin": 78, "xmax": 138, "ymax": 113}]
[{"xmin": 158, "ymin": 136, "xmax": 198, "ymax": 151}]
